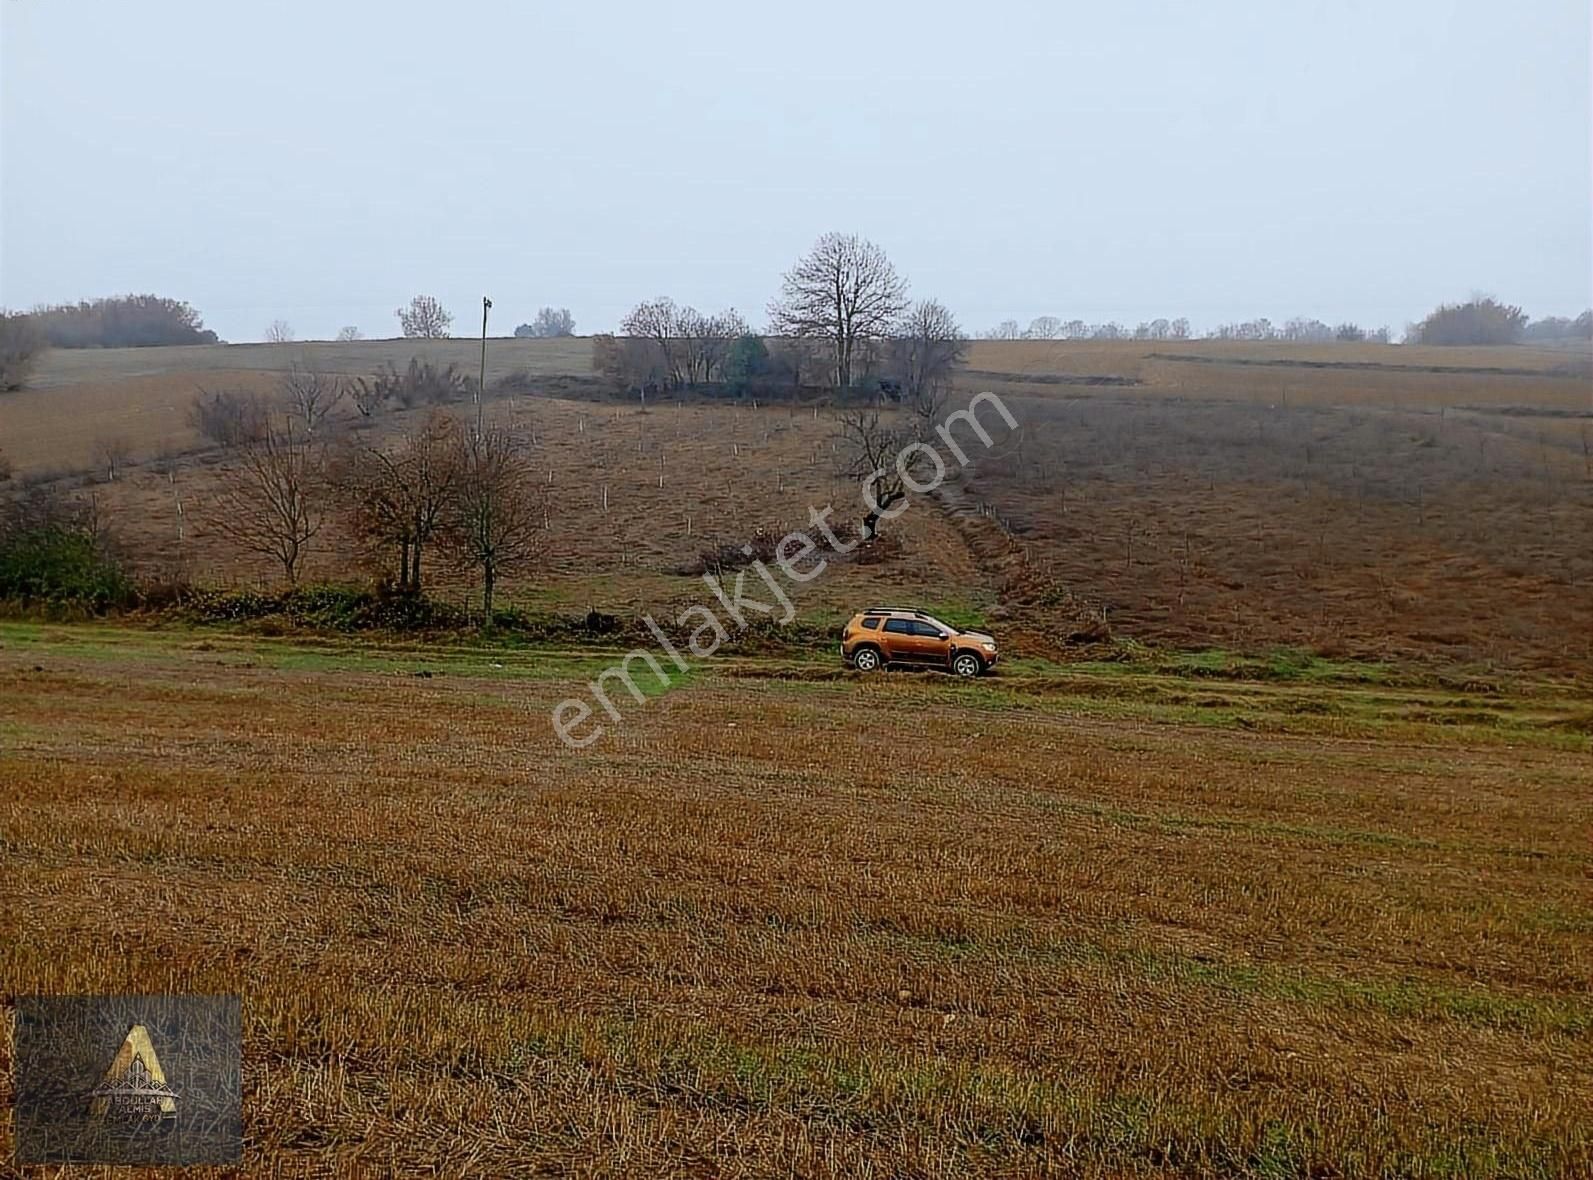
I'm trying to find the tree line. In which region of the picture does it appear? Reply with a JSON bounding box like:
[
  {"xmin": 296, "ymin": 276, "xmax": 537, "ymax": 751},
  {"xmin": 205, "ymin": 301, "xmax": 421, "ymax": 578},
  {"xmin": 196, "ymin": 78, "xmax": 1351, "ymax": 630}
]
[
  {"xmin": 186, "ymin": 371, "xmax": 545, "ymax": 613},
  {"xmin": 1409, "ymin": 298, "xmax": 1591, "ymax": 346},
  {"xmin": 597, "ymin": 233, "xmax": 968, "ymax": 405},
  {"xmin": 2, "ymin": 296, "xmax": 218, "ymax": 388}
]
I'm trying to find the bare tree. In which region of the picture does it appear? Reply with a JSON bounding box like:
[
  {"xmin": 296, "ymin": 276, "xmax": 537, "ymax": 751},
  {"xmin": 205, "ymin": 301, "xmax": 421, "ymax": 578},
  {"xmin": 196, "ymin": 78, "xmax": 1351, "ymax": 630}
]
[
  {"xmin": 984, "ymin": 320, "xmax": 1023, "ymax": 341},
  {"xmin": 443, "ymin": 425, "xmax": 545, "ymax": 617},
  {"xmin": 618, "ymin": 299, "xmax": 748, "ymax": 389},
  {"xmin": 335, "ymin": 325, "xmax": 364, "ymax": 342},
  {"xmin": 835, "ymin": 408, "xmax": 932, "ymax": 540},
  {"xmin": 337, "ymin": 409, "xmax": 461, "ymax": 590},
  {"xmin": 593, "ymin": 331, "xmax": 667, "ymax": 395},
  {"xmin": 679, "ymin": 306, "xmax": 749, "ymax": 384},
  {"xmin": 1024, "ymin": 315, "xmax": 1063, "ymax": 340},
  {"xmin": 701, "ymin": 309, "xmax": 750, "ymax": 383},
  {"xmin": 265, "ymin": 320, "xmax": 295, "ymax": 344},
  {"xmin": 207, "ymin": 413, "xmax": 324, "ymax": 584},
  {"xmin": 769, "ymin": 233, "xmax": 908, "ymax": 391},
  {"xmin": 281, "ymin": 363, "xmax": 346, "ymax": 437},
  {"xmin": 92, "ymin": 435, "xmax": 133, "ymax": 482},
  {"xmin": 396, "ymin": 295, "xmax": 453, "ymax": 339},
  {"xmin": 887, "ymin": 299, "xmax": 966, "ymax": 417},
  {"xmin": 621, "ymin": 297, "xmax": 687, "ymax": 388}
]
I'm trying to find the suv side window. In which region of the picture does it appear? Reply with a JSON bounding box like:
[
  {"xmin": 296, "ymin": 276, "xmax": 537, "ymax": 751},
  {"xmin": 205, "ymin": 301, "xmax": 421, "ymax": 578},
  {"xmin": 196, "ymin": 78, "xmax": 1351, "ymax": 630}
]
[
  {"xmin": 883, "ymin": 618, "xmax": 914, "ymax": 635},
  {"xmin": 862, "ymin": 617, "xmax": 881, "ymax": 630},
  {"xmin": 913, "ymin": 620, "xmax": 945, "ymax": 638}
]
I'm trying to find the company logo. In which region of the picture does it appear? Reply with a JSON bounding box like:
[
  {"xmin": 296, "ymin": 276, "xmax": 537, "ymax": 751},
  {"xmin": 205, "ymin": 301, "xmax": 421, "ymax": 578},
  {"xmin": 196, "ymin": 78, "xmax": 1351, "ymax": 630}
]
[
  {"xmin": 87, "ymin": 1023, "xmax": 179, "ymax": 1129},
  {"xmin": 13, "ymin": 995, "xmax": 241, "ymax": 1166}
]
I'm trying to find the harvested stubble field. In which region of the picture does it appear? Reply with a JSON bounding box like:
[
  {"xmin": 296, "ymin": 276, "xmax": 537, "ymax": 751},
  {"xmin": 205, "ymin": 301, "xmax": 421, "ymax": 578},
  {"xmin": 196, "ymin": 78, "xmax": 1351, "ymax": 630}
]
[{"xmin": 0, "ymin": 622, "xmax": 1589, "ymax": 1176}]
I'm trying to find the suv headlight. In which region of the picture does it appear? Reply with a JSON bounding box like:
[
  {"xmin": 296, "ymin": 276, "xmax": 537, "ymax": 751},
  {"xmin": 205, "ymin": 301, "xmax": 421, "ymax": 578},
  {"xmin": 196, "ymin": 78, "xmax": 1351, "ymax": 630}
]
[{"xmin": 981, "ymin": 641, "xmax": 997, "ymax": 651}]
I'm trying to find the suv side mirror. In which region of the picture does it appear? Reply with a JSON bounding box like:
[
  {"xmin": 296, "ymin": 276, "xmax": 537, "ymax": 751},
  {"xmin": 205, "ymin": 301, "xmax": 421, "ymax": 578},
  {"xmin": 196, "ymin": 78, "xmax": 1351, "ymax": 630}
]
[{"xmin": 937, "ymin": 631, "xmax": 949, "ymax": 640}]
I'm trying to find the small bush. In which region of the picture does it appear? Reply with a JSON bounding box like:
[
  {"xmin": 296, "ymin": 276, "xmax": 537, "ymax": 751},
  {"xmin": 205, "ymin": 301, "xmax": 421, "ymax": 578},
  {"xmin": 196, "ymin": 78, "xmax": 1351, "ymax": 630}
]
[
  {"xmin": 673, "ymin": 531, "xmax": 780, "ymax": 576},
  {"xmin": 494, "ymin": 368, "xmax": 538, "ymax": 395},
  {"xmin": 188, "ymin": 389, "xmax": 266, "ymax": 448},
  {"xmin": 349, "ymin": 358, "xmax": 471, "ymax": 415}
]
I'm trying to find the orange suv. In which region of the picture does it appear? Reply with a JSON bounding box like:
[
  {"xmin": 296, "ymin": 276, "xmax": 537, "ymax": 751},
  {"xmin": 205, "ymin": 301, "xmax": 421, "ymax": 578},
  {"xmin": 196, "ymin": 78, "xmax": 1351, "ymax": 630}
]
[{"xmin": 841, "ymin": 607, "xmax": 998, "ymax": 677}]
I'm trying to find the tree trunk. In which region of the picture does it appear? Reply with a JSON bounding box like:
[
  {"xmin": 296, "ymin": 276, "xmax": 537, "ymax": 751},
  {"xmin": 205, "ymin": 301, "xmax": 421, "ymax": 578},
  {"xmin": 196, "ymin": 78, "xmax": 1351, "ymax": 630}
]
[
  {"xmin": 482, "ymin": 561, "xmax": 495, "ymax": 620},
  {"xmin": 399, "ymin": 538, "xmax": 411, "ymax": 589},
  {"xmin": 860, "ymin": 490, "xmax": 901, "ymax": 540}
]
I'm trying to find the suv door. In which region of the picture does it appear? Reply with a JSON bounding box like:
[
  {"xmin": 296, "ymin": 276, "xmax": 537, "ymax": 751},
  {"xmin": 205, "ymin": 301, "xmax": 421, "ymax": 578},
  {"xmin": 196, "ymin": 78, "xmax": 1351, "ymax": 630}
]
[
  {"xmin": 880, "ymin": 617, "xmax": 917, "ymax": 661},
  {"xmin": 911, "ymin": 619, "xmax": 954, "ymax": 665}
]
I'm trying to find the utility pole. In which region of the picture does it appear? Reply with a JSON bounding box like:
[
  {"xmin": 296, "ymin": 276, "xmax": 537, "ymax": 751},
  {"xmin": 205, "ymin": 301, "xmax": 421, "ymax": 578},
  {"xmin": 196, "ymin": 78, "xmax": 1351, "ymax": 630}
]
[{"xmin": 478, "ymin": 296, "xmax": 492, "ymax": 437}]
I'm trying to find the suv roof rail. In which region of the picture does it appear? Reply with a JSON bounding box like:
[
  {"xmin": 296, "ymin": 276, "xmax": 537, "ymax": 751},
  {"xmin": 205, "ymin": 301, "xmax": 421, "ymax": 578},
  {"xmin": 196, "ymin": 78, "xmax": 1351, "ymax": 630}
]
[{"xmin": 860, "ymin": 606, "xmax": 927, "ymax": 617}]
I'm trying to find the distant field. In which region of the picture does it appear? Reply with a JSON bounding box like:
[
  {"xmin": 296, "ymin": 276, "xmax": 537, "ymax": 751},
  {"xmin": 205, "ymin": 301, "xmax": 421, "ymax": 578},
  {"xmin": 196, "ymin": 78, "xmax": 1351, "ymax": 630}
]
[
  {"xmin": 0, "ymin": 623, "xmax": 1587, "ymax": 1175},
  {"xmin": 21, "ymin": 335, "xmax": 594, "ymax": 390}
]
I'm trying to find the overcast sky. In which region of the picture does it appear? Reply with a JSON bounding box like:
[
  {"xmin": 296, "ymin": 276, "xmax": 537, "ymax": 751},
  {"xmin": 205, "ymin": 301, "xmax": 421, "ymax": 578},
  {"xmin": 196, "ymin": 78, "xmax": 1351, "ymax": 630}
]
[{"xmin": 2, "ymin": 0, "xmax": 1588, "ymax": 342}]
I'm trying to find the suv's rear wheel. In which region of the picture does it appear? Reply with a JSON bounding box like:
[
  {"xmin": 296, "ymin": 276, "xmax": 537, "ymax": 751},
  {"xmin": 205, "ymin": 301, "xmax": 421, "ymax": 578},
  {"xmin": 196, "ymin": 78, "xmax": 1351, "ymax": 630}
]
[
  {"xmin": 952, "ymin": 651, "xmax": 983, "ymax": 678},
  {"xmin": 852, "ymin": 646, "xmax": 882, "ymax": 672}
]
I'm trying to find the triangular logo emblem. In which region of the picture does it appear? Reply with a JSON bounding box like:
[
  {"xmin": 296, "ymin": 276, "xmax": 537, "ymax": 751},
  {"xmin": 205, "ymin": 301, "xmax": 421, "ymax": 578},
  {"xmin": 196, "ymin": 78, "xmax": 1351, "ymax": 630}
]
[{"xmin": 88, "ymin": 1023, "xmax": 178, "ymax": 1124}]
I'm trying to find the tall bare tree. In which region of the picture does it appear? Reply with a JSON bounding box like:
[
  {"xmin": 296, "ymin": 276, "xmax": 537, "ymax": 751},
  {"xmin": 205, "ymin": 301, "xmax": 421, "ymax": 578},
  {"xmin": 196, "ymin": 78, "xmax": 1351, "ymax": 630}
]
[
  {"xmin": 621, "ymin": 297, "xmax": 687, "ymax": 388},
  {"xmin": 443, "ymin": 426, "xmax": 545, "ymax": 617},
  {"xmin": 769, "ymin": 233, "xmax": 908, "ymax": 391},
  {"xmin": 265, "ymin": 319, "xmax": 295, "ymax": 344},
  {"xmin": 1024, "ymin": 315, "xmax": 1063, "ymax": 340},
  {"xmin": 396, "ymin": 295, "xmax": 453, "ymax": 339},
  {"xmin": 207, "ymin": 413, "xmax": 324, "ymax": 584},
  {"xmin": 338, "ymin": 410, "xmax": 461, "ymax": 590}
]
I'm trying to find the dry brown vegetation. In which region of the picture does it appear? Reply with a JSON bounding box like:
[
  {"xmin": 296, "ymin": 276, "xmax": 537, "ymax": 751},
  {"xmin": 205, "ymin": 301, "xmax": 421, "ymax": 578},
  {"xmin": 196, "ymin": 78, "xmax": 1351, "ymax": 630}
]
[
  {"xmin": 7, "ymin": 336, "xmax": 1586, "ymax": 673},
  {"xmin": 939, "ymin": 340, "xmax": 1593, "ymax": 675},
  {"xmin": 0, "ymin": 625, "xmax": 1588, "ymax": 1175}
]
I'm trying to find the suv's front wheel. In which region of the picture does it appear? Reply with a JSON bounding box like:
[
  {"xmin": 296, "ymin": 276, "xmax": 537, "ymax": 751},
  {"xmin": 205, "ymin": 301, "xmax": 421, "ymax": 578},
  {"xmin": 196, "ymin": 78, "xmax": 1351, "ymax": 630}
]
[
  {"xmin": 852, "ymin": 647, "xmax": 883, "ymax": 672},
  {"xmin": 952, "ymin": 651, "xmax": 983, "ymax": 678}
]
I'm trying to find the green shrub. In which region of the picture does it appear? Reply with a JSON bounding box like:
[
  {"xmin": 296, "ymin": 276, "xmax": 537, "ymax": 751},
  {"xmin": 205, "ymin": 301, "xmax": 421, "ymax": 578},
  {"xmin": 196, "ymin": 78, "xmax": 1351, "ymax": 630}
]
[{"xmin": 0, "ymin": 524, "xmax": 132, "ymax": 610}]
